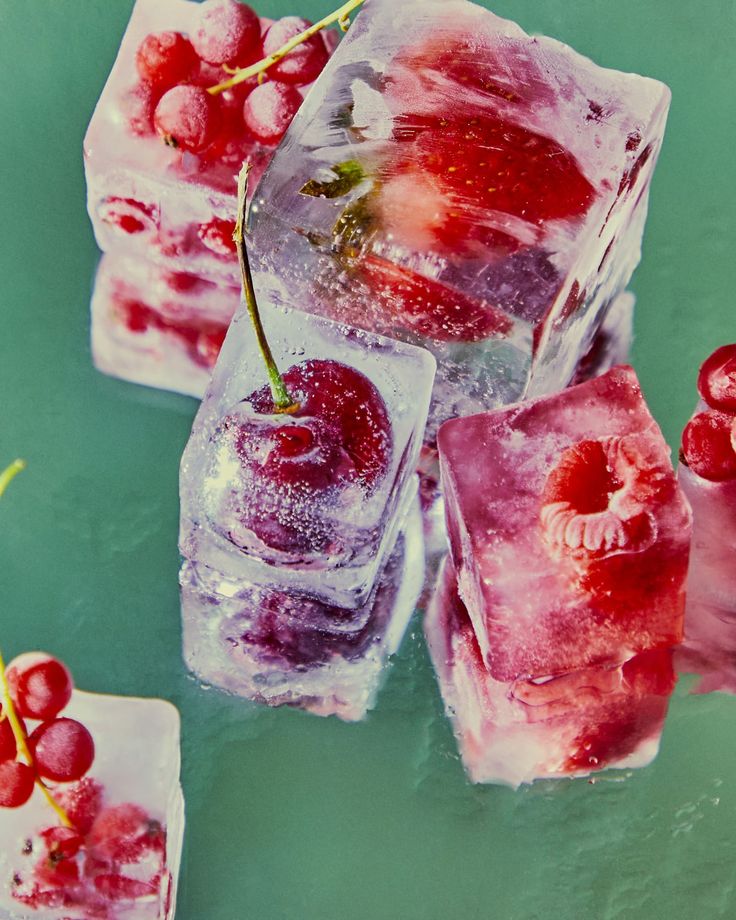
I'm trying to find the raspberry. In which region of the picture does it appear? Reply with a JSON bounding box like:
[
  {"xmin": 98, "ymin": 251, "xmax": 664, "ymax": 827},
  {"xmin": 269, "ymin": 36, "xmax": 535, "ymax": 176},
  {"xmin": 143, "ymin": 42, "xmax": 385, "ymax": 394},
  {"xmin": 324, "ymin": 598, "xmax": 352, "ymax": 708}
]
[
  {"xmin": 135, "ymin": 31, "xmax": 198, "ymax": 87},
  {"xmin": 192, "ymin": 0, "xmax": 261, "ymax": 66},
  {"xmin": 154, "ymin": 84, "xmax": 221, "ymax": 152},
  {"xmin": 697, "ymin": 343, "xmax": 736, "ymax": 412},
  {"xmin": 242, "ymin": 81, "xmax": 303, "ymax": 144},
  {"xmin": 681, "ymin": 409, "xmax": 736, "ymax": 482},
  {"xmin": 262, "ymin": 17, "xmax": 329, "ymax": 86}
]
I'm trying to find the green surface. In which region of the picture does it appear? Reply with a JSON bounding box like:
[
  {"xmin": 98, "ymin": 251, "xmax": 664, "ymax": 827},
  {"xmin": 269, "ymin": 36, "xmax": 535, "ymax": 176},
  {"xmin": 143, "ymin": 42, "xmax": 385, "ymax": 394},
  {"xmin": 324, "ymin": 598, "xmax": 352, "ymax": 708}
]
[{"xmin": 1, "ymin": 0, "xmax": 735, "ymax": 918}]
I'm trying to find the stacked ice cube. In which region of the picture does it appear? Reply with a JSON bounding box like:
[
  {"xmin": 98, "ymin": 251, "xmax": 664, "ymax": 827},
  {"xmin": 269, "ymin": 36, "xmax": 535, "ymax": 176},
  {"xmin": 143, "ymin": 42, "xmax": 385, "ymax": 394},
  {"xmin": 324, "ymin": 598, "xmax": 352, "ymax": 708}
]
[
  {"xmin": 180, "ymin": 297, "xmax": 435, "ymax": 719},
  {"xmin": 250, "ymin": 0, "xmax": 670, "ymax": 444},
  {"xmin": 0, "ymin": 691, "xmax": 183, "ymax": 919},
  {"xmin": 426, "ymin": 367, "xmax": 692, "ymax": 785},
  {"xmin": 84, "ymin": 0, "xmax": 332, "ymax": 397}
]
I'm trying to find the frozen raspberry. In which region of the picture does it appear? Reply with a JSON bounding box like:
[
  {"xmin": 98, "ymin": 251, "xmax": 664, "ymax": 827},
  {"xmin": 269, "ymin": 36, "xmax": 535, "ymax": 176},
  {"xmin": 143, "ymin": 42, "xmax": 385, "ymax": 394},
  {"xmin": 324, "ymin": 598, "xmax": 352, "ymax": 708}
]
[
  {"xmin": 197, "ymin": 217, "xmax": 237, "ymax": 257},
  {"xmin": 30, "ymin": 718, "xmax": 95, "ymax": 783},
  {"xmin": 697, "ymin": 343, "xmax": 736, "ymax": 412},
  {"xmin": 135, "ymin": 31, "xmax": 198, "ymax": 87},
  {"xmin": 242, "ymin": 82, "xmax": 303, "ymax": 144},
  {"xmin": 88, "ymin": 803, "xmax": 166, "ymax": 862},
  {"xmin": 98, "ymin": 197, "xmax": 158, "ymax": 236},
  {"xmin": 192, "ymin": 0, "xmax": 261, "ymax": 66},
  {"xmin": 154, "ymin": 84, "xmax": 221, "ymax": 152},
  {"xmin": 120, "ymin": 81, "xmax": 156, "ymax": 136},
  {"xmin": 681, "ymin": 409, "xmax": 736, "ymax": 482},
  {"xmin": 262, "ymin": 17, "xmax": 329, "ymax": 86},
  {"xmin": 6, "ymin": 652, "xmax": 73, "ymax": 721},
  {"xmin": 0, "ymin": 760, "xmax": 35, "ymax": 807},
  {"xmin": 55, "ymin": 778, "xmax": 104, "ymax": 835}
]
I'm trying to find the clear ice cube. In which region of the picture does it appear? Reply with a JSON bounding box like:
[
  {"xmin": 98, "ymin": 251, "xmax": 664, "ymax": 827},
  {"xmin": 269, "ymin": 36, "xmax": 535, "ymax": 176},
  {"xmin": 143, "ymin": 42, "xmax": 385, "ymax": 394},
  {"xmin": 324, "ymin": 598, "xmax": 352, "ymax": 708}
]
[{"xmin": 250, "ymin": 0, "xmax": 670, "ymax": 442}]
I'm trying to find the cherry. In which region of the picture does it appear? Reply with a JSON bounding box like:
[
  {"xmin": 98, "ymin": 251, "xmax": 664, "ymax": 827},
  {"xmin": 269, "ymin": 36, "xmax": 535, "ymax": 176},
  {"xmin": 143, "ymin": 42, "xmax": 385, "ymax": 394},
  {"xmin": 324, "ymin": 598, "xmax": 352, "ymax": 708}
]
[
  {"xmin": 88, "ymin": 803, "xmax": 166, "ymax": 862},
  {"xmin": 0, "ymin": 760, "xmax": 35, "ymax": 808},
  {"xmin": 681, "ymin": 409, "xmax": 736, "ymax": 482},
  {"xmin": 135, "ymin": 31, "xmax": 198, "ymax": 87},
  {"xmin": 154, "ymin": 84, "xmax": 221, "ymax": 152},
  {"xmin": 0, "ymin": 707, "xmax": 18, "ymax": 761},
  {"xmin": 191, "ymin": 0, "xmax": 261, "ymax": 66},
  {"xmin": 197, "ymin": 216, "xmax": 237, "ymax": 257},
  {"xmin": 262, "ymin": 17, "xmax": 329, "ymax": 86},
  {"xmin": 6, "ymin": 652, "xmax": 73, "ymax": 721},
  {"xmin": 242, "ymin": 82, "xmax": 303, "ymax": 144},
  {"xmin": 29, "ymin": 718, "xmax": 95, "ymax": 783},
  {"xmin": 697, "ymin": 344, "xmax": 736, "ymax": 412}
]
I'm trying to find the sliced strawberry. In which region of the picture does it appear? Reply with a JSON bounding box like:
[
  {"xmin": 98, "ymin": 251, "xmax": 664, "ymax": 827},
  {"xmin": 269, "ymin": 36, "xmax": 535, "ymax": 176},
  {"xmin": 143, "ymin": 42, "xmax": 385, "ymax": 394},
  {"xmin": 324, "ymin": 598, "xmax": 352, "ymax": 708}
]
[{"xmin": 697, "ymin": 344, "xmax": 736, "ymax": 412}]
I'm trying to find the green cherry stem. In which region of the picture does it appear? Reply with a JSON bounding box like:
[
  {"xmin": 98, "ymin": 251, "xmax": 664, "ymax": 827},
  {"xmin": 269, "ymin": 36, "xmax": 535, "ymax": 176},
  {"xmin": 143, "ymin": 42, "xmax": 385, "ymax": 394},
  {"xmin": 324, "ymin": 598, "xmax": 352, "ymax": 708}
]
[
  {"xmin": 207, "ymin": 0, "xmax": 366, "ymax": 95},
  {"xmin": 234, "ymin": 164, "xmax": 298, "ymax": 414},
  {"xmin": 0, "ymin": 461, "xmax": 73, "ymax": 828}
]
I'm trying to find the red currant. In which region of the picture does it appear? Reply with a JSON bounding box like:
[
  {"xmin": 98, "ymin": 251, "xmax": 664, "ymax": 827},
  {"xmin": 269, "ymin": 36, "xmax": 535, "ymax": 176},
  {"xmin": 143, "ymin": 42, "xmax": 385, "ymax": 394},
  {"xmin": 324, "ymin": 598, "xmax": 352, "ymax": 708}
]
[
  {"xmin": 0, "ymin": 760, "xmax": 35, "ymax": 808},
  {"xmin": 88, "ymin": 803, "xmax": 166, "ymax": 862},
  {"xmin": 154, "ymin": 84, "xmax": 221, "ymax": 152},
  {"xmin": 697, "ymin": 343, "xmax": 736, "ymax": 412},
  {"xmin": 30, "ymin": 718, "xmax": 95, "ymax": 783},
  {"xmin": 6, "ymin": 652, "xmax": 73, "ymax": 721},
  {"xmin": 192, "ymin": 0, "xmax": 261, "ymax": 66},
  {"xmin": 0, "ymin": 708, "xmax": 18, "ymax": 762},
  {"xmin": 55, "ymin": 778, "xmax": 104, "ymax": 835},
  {"xmin": 135, "ymin": 31, "xmax": 198, "ymax": 87},
  {"xmin": 242, "ymin": 82, "xmax": 303, "ymax": 144},
  {"xmin": 681, "ymin": 409, "xmax": 736, "ymax": 481},
  {"xmin": 120, "ymin": 81, "xmax": 156, "ymax": 137},
  {"xmin": 262, "ymin": 17, "xmax": 329, "ymax": 86}
]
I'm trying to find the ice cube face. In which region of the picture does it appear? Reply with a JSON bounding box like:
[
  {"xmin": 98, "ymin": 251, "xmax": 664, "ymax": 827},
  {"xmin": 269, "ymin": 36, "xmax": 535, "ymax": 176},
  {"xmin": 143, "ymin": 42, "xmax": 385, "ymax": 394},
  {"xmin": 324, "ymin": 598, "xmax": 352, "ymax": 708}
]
[
  {"xmin": 0, "ymin": 691, "xmax": 183, "ymax": 920},
  {"xmin": 250, "ymin": 0, "xmax": 670, "ymax": 442},
  {"xmin": 425, "ymin": 558, "xmax": 675, "ymax": 786},
  {"xmin": 91, "ymin": 253, "xmax": 238, "ymax": 397},
  {"xmin": 180, "ymin": 298, "xmax": 435, "ymax": 607},
  {"xmin": 84, "ymin": 0, "xmax": 331, "ymax": 286},
  {"xmin": 438, "ymin": 365, "xmax": 692, "ymax": 681},
  {"xmin": 181, "ymin": 496, "xmax": 424, "ymax": 721}
]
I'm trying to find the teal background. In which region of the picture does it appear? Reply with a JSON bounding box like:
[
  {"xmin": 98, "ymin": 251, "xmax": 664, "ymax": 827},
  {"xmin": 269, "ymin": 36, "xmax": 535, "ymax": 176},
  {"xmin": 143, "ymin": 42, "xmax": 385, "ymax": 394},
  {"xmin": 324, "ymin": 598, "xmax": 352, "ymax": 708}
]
[{"xmin": 1, "ymin": 1, "xmax": 735, "ymax": 918}]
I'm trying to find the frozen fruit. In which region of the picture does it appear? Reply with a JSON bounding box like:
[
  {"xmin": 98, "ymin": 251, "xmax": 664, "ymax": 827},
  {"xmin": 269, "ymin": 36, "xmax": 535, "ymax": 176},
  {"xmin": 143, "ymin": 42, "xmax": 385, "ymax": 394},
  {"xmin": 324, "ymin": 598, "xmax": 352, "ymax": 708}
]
[
  {"xmin": 242, "ymin": 81, "xmax": 304, "ymax": 144},
  {"xmin": 135, "ymin": 31, "xmax": 198, "ymax": 87},
  {"xmin": 120, "ymin": 80, "xmax": 157, "ymax": 136},
  {"xmin": 55, "ymin": 778, "xmax": 104, "ymax": 835},
  {"xmin": 0, "ymin": 708, "xmax": 18, "ymax": 761},
  {"xmin": 30, "ymin": 718, "xmax": 95, "ymax": 783},
  {"xmin": 154, "ymin": 84, "xmax": 221, "ymax": 152},
  {"xmin": 88, "ymin": 803, "xmax": 166, "ymax": 862},
  {"xmin": 6, "ymin": 652, "xmax": 74, "ymax": 721},
  {"xmin": 262, "ymin": 17, "xmax": 329, "ymax": 86},
  {"xmin": 191, "ymin": 0, "xmax": 261, "ymax": 66},
  {"xmin": 0, "ymin": 760, "xmax": 35, "ymax": 808},
  {"xmin": 197, "ymin": 216, "xmax": 237, "ymax": 257},
  {"xmin": 697, "ymin": 343, "xmax": 736, "ymax": 412},
  {"xmin": 680, "ymin": 409, "xmax": 736, "ymax": 482}
]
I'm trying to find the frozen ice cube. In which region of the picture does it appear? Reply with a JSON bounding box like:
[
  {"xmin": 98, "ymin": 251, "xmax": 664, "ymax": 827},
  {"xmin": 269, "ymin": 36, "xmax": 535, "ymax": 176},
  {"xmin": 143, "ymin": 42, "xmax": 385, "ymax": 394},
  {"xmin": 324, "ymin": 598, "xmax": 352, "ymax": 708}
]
[
  {"xmin": 438, "ymin": 365, "xmax": 692, "ymax": 680},
  {"xmin": 181, "ymin": 495, "xmax": 424, "ymax": 721},
  {"xmin": 0, "ymin": 691, "xmax": 183, "ymax": 920},
  {"xmin": 250, "ymin": 0, "xmax": 670, "ymax": 442},
  {"xmin": 180, "ymin": 294, "xmax": 435, "ymax": 608},
  {"xmin": 425, "ymin": 557, "xmax": 675, "ymax": 786}
]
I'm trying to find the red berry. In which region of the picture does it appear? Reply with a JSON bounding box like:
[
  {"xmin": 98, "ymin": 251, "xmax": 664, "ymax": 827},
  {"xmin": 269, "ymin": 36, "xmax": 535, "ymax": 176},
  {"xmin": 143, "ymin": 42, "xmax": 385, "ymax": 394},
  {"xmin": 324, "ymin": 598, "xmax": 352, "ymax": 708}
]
[
  {"xmin": 6, "ymin": 652, "xmax": 74, "ymax": 721},
  {"xmin": 30, "ymin": 718, "xmax": 95, "ymax": 783},
  {"xmin": 135, "ymin": 31, "xmax": 198, "ymax": 87},
  {"xmin": 195, "ymin": 326, "xmax": 227, "ymax": 367},
  {"xmin": 93, "ymin": 874, "xmax": 160, "ymax": 900},
  {"xmin": 0, "ymin": 708, "xmax": 18, "ymax": 762},
  {"xmin": 88, "ymin": 803, "xmax": 166, "ymax": 862},
  {"xmin": 697, "ymin": 344, "xmax": 736, "ymax": 412},
  {"xmin": 120, "ymin": 81, "xmax": 156, "ymax": 136},
  {"xmin": 162, "ymin": 269, "xmax": 217, "ymax": 295},
  {"xmin": 55, "ymin": 778, "xmax": 104, "ymax": 835},
  {"xmin": 262, "ymin": 17, "xmax": 329, "ymax": 86},
  {"xmin": 192, "ymin": 0, "xmax": 261, "ymax": 66},
  {"xmin": 242, "ymin": 82, "xmax": 303, "ymax": 144},
  {"xmin": 98, "ymin": 197, "xmax": 158, "ymax": 236},
  {"xmin": 0, "ymin": 760, "xmax": 35, "ymax": 807},
  {"xmin": 154, "ymin": 84, "xmax": 221, "ymax": 152},
  {"xmin": 39, "ymin": 826, "xmax": 85, "ymax": 861},
  {"xmin": 681, "ymin": 409, "xmax": 736, "ymax": 482},
  {"xmin": 197, "ymin": 216, "xmax": 237, "ymax": 256}
]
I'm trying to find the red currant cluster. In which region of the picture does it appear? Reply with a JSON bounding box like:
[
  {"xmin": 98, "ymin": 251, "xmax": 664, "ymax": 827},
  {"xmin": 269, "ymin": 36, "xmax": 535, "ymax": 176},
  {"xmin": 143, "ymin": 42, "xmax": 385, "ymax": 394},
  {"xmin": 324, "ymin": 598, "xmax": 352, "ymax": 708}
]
[
  {"xmin": 681, "ymin": 344, "xmax": 736, "ymax": 481},
  {"xmin": 127, "ymin": 0, "xmax": 329, "ymax": 154},
  {"xmin": 0, "ymin": 653, "xmax": 94, "ymax": 809}
]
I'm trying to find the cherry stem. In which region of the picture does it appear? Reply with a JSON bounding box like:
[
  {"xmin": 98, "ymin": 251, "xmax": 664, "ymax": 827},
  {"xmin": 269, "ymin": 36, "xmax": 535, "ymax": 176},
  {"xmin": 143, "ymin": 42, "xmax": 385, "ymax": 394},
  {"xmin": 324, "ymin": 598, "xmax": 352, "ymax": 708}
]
[
  {"xmin": 208, "ymin": 0, "xmax": 365, "ymax": 95},
  {"xmin": 234, "ymin": 164, "xmax": 298, "ymax": 413}
]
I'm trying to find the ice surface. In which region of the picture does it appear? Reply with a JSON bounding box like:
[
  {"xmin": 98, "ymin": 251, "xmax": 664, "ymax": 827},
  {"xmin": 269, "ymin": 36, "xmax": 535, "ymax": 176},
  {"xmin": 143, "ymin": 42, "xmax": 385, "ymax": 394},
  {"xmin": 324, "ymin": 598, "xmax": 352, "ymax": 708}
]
[
  {"xmin": 0, "ymin": 691, "xmax": 183, "ymax": 920},
  {"xmin": 181, "ymin": 495, "xmax": 423, "ymax": 721},
  {"xmin": 84, "ymin": 0, "xmax": 330, "ymax": 284},
  {"xmin": 180, "ymin": 295, "xmax": 435, "ymax": 607},
  {"xmin": 425, "ymin": 557, "xmax": 674, "ymax": 786},
  {"xmin": 438, "ymin": 365, "xmax": 691, "ymax": 680},
  {"xmin": 91, "ymin": 253, "xmax": 238, "ymax": 397},
  {"xmin": 250, "ymin": 0, "xmax": 670, "ymax": 442}
]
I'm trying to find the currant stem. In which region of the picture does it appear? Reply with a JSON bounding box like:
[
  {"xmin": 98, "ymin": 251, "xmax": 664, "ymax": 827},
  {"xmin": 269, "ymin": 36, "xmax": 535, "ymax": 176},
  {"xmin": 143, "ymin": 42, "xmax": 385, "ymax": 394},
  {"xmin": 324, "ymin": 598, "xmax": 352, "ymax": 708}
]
[
  {"xmin": 234, "ymin": 164, "xmax": 298, "ymax": 413},
  {"xmin": 0, "ymin": 459, "xmax": 26, "ymax": 499},
  {"xmin": 208, "ymin": 0, "xmax": 365, "ymax": 95}
]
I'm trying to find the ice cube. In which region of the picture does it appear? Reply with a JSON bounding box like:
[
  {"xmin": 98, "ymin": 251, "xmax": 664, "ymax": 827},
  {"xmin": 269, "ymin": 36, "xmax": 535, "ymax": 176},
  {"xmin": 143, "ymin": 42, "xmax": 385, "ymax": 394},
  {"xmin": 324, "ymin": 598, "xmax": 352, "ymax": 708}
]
[
  {"xmin": 181, "ymin": 494, "xmax": 424, "ymax": 721},
  {"xmin": 425, "ymin": 557, "xmax": 675, "ymax": 786},
  {"xmin": 91, "ymin": 252, "xmax": 238, "ymax": 397},
  {"xmin": 0, "ymin": 691, "xmax": 183, "ymax": 920},
  {"xmin": 438, "ymin": 365, "xmax": 692, "ymax": 680},
  {"xmin": 250, "ymin": 0, "xmax": 670, "ymax": 443},
  {"xmin": 180, "ymin": 295, "xmax": 435, "ymax": 608},
  {"xmin": 84, "ymin": 0, "xmax": 331, "ymax": 284}
]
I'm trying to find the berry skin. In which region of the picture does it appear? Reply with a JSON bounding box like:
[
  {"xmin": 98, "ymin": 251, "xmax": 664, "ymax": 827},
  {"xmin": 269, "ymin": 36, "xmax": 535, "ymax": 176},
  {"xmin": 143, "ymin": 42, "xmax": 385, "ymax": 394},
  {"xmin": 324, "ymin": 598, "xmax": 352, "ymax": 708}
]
[
  {"xmin": 0, "ymin": 707, "xmax": 18, "ymax": 762},
  {"xmin": 6, "ymin": 652, "xmax": 73, "ymax": 721},
  {"xmin": 135, "ymin": 31, "xmax": 198, "ymax": 87},
  {"xmin": 681, "ymin": 409, "xmax": 736, "ymax": 482},
  {"xmin": 88, "ymin": 803, "xmax": 166, "ymax": 863},
  {"xmin": 243, "ymin": 82, "xmax": 303, "ymax": 144},
  {"xmin": 154, "ymin": 84, "xmax": 221, "ymax": 152},
  {"xmin": 192, "ymin": 0, "xmax": 261, "ymax": 66},
  {"xmin": 697, "ymin": 344, "xmax": 736, "ymax": 412},
  {"xmin": 197, "ymin": 217, "xmax": 237, "ymax": 257},
  {"xmin": 262, "ymin": 17, "xmax": 329, "ymax": 86},
  {"xmin": 0, "ymin": 760, "xmax": 35, "ymax": 808},
  {"xmin": 120, "ymin": 81, "xmax": 156, "ymax": 137},
  {"xmin": 29, "ymin": 718, "xmax": 95, "ymax": 783},
  {"xmin": 55, "ymin": 778, "xmax": 104, "ymax": 835}
]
